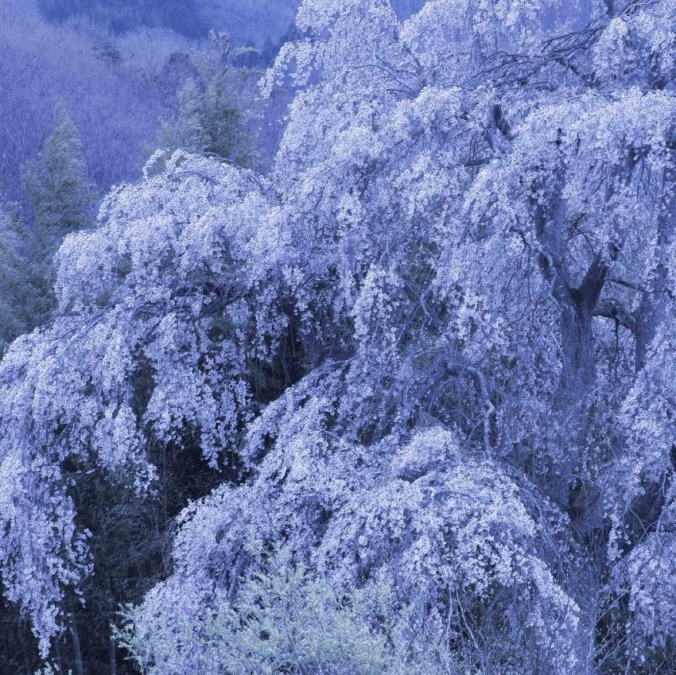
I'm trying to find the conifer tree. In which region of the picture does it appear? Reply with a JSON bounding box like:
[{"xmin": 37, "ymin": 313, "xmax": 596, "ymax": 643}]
[
  {"xmin": 21, "ymin": 105, "xmax": 96, "ymax": 240},
  {"xmin": 0, "ymin": 204, "xmax": 52, "ymax": 354},
  {"xmin": 162, "ymin": 72, "xmax": 254, "ymax": 166}
]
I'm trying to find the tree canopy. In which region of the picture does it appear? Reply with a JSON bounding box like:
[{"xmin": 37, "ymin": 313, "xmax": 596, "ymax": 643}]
[{"xmin": 0, "ymin": 0, "xmax": 674, "ymax": 672}]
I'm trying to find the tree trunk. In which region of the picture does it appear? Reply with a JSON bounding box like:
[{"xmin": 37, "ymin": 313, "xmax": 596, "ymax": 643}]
[
  {"xmin": 110, "ymin": 633, "xmax": 117, "ymax": 675},
  {"xmin": 555, "ymin": 253, "xmax": 610, "ymax": 406},
  {"xmin": 550, "ymin": 254, "xmax": 610, "ymax": 509},
  {"xmin": 69, "ymin": 614, "xmax": 84, "ymax": 675},
  {"xmin": 555, "ymin": 300, "xmax": 596, "ymax": 410}
]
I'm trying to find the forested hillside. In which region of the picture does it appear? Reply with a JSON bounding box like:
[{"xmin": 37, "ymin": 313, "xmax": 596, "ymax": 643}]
[
  {"xmin": 37, "ymin": 0, "xmax": 297, "ymax": 45},
  {"xmin": 0, "ymin": 0, "xmax": 282, "ymax": 203},
  {"xmin": 0, "ymin": 1, "xmax": 675, "ymax": 673}
]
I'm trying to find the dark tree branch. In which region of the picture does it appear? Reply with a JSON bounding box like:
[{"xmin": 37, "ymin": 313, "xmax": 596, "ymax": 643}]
[
  {"xmin": 608, "ymin": 276, "xmax": 649, "ymax": 293},
  {"xmin": 594, "ymin": 299, "xmax": 636, "ymax": 332}
]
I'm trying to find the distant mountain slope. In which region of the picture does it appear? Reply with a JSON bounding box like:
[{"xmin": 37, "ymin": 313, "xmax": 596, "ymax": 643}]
[
  {"xmin": 36, "ymin": 1, "xmax": 430, "ymax": 46},
  {"xmin": 205, "ymin": 0, "xmax": 297, "ymax": 47},
  {"xmin": 38, "ymin": 0, "xmax": 210, "ymax": 37},
  {"xmin": 37, "ymin": 0, "xmax": 298, "ymax": 45}
]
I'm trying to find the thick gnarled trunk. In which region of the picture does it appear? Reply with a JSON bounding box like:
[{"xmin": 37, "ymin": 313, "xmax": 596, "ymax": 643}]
[
  {"xmin": 555, "ymin": 254, "xmax": 610, "ymax": 408},
  {"xmin": 556, "ymin": 300, "xmax": 596, "ymax": 410}
]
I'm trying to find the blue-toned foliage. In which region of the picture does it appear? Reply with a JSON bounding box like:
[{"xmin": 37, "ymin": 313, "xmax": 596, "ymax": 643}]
[{"xmin": 0, "ymin": 0, "xmax": 674, "ymax": 672}]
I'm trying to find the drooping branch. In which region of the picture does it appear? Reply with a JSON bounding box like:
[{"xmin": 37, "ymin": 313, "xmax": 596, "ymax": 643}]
[
  {"xmin": 635, "ymin": 160, "xmax": 675, "ymax": 370},
  {"xmin": 444, "ymin": 349, "xmax": 495, "ymax": 454}
]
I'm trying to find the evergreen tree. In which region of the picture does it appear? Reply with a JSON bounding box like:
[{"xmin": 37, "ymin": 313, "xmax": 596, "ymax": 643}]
[
  {"xmin": 21, "ymin": 105, "xmax": 96, "ymax": 239},
  {"xmin": 0, "ymin": 205, "xmax": 52, "ymax": 354},
  {"xmin": 162, "ymin": 72, "xmax": 254, "ymax": 166}
]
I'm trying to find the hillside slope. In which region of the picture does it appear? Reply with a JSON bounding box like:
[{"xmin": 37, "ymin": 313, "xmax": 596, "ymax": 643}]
[{"xmin": 37, "ymin": 0, "xmax": 298, "ymax": 45}]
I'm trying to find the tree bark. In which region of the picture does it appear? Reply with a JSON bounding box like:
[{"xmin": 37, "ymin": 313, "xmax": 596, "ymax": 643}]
[
  {"xmin": 555, "ymin": 254, "xmax": 610, "ymax": 409},
  {"xmin": 69, "ymin": 614, "xmax": 84, "ymax": 675}
]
